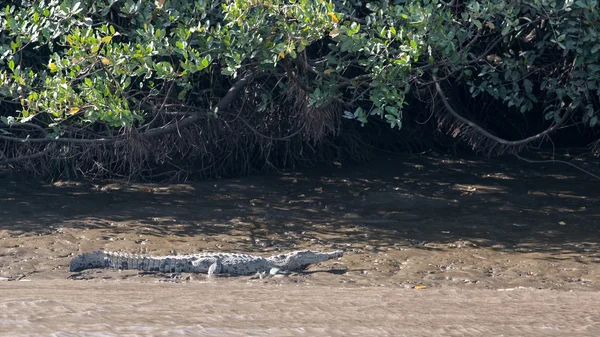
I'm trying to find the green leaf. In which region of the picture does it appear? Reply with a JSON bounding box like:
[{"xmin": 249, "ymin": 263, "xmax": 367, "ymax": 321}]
[
  {"xmin": 72, "ymin": 1, "xmax": 81, "ymax": 14},
  {"xmin": 10, "ymin": 40, "xmax": 20, "ymax": 52},
  {"xmin": 523, "ymin": 79, "xmax": 533, "ymax": 94}
]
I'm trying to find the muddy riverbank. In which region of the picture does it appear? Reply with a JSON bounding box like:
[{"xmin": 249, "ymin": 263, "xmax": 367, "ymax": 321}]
[
  {"xmin": 1, "ymin": 153, "xmax": 600, "ymax": 335},
  {"xmin": 2, "ymin": 153, "xmax": 600, "ymax": 290}
]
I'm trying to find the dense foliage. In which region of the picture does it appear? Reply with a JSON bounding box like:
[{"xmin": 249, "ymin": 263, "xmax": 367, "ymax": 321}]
[{"xmin": 1, "ymin": 0, "xmax": 599, "ymax": 179}]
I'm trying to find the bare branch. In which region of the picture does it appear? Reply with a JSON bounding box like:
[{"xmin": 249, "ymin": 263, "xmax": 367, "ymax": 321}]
[
  {"xmin": 222, "ymin": 111, "xmax": 305, "ymax": 141},
  {"xmin": 0, "ymin": 134, "xmax": 116, "ymax": 144},
  {"xmin": 433, "ymin": 73, "xmax": 572, "ymax": 148},
  {"xmin": 515, "ymin": 154, "xmax": 600, "ymax": 180},
  {"xmin": 141, "ymin": 71, "xmax": 261, "ymax": 139},
  {"xmin": 0, "ymin": 143, "xmax": 55, "ymax": 165},
  {"xmin": 283, "ymin": 58, "xmax": 313, "ymax": 93}
]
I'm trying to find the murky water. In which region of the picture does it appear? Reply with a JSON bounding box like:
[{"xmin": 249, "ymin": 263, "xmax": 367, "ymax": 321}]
[{"xmin": 2, "ymin": 280, "xmax": 600, "ymax": 336}]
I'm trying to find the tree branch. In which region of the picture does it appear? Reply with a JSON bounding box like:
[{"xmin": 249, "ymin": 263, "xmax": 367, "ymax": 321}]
[
  {"xmin": 0, "ymin": 143, "xmax": 56, "ymax": 165},
  {"xmin": 140, "ymin": 72, "xmax": 260, "ymax": 139},
  {"xmin": 433, "ymin": 74, "xmax": 572, "ymax": 147},
  {"xmin": 283, "ymin": 58, "xmax": 313, "ymax": 93},
  {"xmin": 222, "ymin": 111, "xmax": 305, "ymax": 141},
  {"xmin": 0, "ymin": 134, "xmax": 115, "ymax": 144}
]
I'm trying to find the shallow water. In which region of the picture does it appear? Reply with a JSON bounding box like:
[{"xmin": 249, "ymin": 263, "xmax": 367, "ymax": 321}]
[{"xmin": 2, "ymin": 280, "xmax": 600, "ymax": 337}]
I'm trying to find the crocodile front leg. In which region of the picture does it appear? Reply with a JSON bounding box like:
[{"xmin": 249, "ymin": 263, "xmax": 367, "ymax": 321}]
[{"xmin": 208, "ymin": 259, "xmax": 222, "ymax": 276}]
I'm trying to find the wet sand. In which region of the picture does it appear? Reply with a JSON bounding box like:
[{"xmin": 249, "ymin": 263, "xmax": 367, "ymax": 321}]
[{"xmin": 2, "ymin": 280, "xmax": 600, "ymax": 336}]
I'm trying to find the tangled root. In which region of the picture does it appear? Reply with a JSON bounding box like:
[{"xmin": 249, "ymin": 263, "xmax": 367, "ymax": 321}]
[{"xmin": 2, "ymin": 80, "xmax": 392, "ymax": 181}]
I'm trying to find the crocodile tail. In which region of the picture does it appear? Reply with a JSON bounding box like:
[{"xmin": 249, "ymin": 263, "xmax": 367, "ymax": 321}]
[
  {"xmin": 70, "ymin": 251, "xmax": 107, "ymax": 272},
  {"xmin": 70, "ymin": 251, "xmax": 209, "ymax": 273}
]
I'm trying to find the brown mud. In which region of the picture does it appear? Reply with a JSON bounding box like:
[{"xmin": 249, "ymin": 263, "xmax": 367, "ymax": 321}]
[{"xmin": 1, "ymin": 153, "xmax": 600, "ymax": 335}]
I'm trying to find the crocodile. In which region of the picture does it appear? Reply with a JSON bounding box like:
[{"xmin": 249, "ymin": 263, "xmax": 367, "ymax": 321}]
[{"xmin": 69, "ymin": 250, "xmax": 344, "ymax": 275}]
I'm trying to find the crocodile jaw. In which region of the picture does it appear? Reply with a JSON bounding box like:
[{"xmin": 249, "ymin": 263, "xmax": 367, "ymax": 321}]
[{"xmin": 268, "ymin": 250, "xmax": 344, "ymax": 270}]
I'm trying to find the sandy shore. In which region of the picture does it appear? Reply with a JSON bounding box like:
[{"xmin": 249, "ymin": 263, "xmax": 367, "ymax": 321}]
[{"xmin": 2, "ymin": 280, "xmax": 600, "ymax": 336}]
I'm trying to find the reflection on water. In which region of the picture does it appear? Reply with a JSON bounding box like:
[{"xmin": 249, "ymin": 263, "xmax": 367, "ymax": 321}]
[{"xmin": 2, "ymin": 280, "xmax": 600, "ymax": 337}]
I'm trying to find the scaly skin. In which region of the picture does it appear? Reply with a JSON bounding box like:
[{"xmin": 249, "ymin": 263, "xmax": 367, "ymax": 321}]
[{"xmin": 69, "ymin": 250, "xmax": 344, "ymax": 275}]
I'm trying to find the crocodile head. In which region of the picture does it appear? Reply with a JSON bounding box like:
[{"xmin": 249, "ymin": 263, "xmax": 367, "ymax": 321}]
[{"xmin": 270, "ymin": 250, "xmax": 344, "ymax": 271}]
